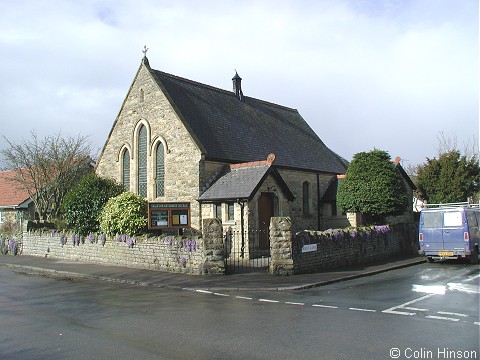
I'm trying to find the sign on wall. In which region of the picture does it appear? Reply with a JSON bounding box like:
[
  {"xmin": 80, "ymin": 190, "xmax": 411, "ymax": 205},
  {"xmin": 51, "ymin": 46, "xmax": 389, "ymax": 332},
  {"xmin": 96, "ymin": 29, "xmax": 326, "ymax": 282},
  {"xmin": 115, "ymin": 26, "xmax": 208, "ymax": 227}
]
[
  {"xmin": 301, "ymin": 244, "xmax": 318, "ymax": 253},
  {"xmin": 148, "ymin": 202, "xmax": 190, "ymax": 229}
]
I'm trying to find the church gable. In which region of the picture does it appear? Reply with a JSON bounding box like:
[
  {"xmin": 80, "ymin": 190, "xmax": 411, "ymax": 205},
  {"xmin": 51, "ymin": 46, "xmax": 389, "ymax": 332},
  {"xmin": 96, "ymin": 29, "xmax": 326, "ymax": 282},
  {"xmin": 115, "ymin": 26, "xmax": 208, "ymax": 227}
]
[{"xmin": 96, "ymin": 57, "xmax": 203, "ymax": 203}]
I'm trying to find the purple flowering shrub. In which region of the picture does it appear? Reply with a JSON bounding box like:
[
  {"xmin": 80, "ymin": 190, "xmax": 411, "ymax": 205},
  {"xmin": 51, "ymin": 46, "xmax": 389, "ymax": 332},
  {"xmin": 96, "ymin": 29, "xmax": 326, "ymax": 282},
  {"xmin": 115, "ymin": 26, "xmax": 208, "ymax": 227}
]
[
  {"xmin": 72, "ymin": 234, "xmax": 82, "ymax": 247},
  {"xmin": 8, "ymin": 239, "xmax": 18, "ymax": 255},
  {"xmin": 88, "ymin": 234, "xmax": 96, "ymax": 244},
  {"xmin": 126, "ymin": 237, "xmax": 136, "ymax": 248},
  {"xmin": 117, "ymin": 234, "xmax": 128, "ymax": 243},
  {"xmin": 297, "ymin": 225, "xmax": 392, "ymax": 252}
]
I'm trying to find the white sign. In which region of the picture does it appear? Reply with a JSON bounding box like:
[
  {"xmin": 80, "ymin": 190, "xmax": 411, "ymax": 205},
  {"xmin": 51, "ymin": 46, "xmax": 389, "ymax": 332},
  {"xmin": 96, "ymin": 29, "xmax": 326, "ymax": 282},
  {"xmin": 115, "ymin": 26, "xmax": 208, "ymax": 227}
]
[{"xmin": 302, "ymin": 244, "xmax": 318, "ymax": 253}]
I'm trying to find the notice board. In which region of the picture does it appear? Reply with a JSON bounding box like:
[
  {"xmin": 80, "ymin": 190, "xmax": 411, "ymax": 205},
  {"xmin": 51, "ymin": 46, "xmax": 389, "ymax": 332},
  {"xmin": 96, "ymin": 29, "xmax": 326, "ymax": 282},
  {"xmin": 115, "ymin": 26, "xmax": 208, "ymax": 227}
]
[{"xmin": 148, "ymin": 202, "xmax": 190, "ymax": 229}]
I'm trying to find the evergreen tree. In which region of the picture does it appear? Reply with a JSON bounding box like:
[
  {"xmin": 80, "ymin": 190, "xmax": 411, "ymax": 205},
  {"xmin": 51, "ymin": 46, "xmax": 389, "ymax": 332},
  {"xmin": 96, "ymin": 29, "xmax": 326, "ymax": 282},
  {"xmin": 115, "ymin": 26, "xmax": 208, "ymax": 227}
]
[
  {"xmin": 416, "ymin": 150, "xmax": 479, "ymax": 204},
  {"xmin": 337, "ymin": 149, "xmax": 408, "ymax": 224}
]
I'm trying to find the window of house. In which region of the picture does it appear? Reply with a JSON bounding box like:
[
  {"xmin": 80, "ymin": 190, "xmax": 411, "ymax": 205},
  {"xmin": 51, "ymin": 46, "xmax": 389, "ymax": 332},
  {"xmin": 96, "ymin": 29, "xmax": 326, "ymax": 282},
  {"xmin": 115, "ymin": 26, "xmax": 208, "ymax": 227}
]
[
  {"xmin": 227, "ymin": 202, "xmax": 234, "ymax": 221},
  {"xmin": 139, "ymin": 89, "xmax": 145, "ymax": 103},
  {"xmin": 122, "ymin": 149, "xmax": 130, "ymax": 191},
  {"xmin": 215, "ymin": 203, "xmax": 222, "ymax": 221},
  {"xmin": 302, "ymin": 181, "xmax": 310, "ymax": 215},
  {"xmin": 138, "ymin": 125, "xmax": 147, "ymax": 197},
  {"xmin": 156, "ymin": 143, "xmax": 165, "ymax": 197}
]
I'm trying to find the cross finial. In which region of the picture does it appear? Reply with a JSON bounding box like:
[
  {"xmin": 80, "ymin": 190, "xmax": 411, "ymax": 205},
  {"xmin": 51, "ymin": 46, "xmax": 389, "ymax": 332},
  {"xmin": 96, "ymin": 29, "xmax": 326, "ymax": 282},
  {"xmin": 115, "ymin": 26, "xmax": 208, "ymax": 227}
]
[{"xmin": 142, "ymin": 45, "xmax": 149, "ymax": 57}]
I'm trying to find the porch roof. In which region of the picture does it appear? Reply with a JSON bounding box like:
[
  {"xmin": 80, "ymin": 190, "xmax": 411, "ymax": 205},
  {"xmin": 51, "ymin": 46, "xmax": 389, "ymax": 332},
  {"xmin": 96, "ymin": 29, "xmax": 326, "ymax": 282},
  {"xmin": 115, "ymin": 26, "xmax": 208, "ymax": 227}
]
[{"xmin": 198, "ymin": 165, "xmax": 294, "ymax": 203}]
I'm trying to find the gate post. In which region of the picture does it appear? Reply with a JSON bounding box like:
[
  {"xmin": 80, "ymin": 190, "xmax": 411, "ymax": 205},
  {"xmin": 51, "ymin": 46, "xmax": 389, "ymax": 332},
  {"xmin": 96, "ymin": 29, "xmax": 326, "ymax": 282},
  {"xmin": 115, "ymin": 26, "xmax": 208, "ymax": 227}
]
[
  {"xmin": 202, "ymin": 218, "xmax": 225, "ymax": 274},
  {"xmin": 269, "ymin": 217, "xmax": 294, "ymax": 275}
]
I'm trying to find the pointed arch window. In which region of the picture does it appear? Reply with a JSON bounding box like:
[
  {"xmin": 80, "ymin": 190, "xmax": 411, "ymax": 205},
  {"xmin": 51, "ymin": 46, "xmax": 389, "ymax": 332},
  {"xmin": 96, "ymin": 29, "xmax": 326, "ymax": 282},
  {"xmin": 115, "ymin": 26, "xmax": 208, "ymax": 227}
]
[
  {"xmin": 156, "ymin": 143, "xmax": 165, "ymax": 197},
  {"xmin": 138, "ymin": 125, "xmax": 147, "ymax": 197},
  {"xmin": 302, "ymin": 181, "xmax": 310, "ymax": 215},
  {"xmin": 122, "ymin": 149, "xmax": 130, "ymax": 191}
]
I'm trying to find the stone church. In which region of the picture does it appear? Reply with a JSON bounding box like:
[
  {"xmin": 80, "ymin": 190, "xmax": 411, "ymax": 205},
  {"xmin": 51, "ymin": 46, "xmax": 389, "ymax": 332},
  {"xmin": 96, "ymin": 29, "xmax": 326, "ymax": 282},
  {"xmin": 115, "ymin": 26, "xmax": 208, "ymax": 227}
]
[{"xmin": 95, "ymin": 55, "xmax": 348, "ymax": 240}]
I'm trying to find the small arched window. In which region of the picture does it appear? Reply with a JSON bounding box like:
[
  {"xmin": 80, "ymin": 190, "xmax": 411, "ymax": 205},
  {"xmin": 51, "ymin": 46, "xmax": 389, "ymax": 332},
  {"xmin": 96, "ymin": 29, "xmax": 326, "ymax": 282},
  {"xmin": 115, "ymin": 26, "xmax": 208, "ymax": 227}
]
[
  {"xmin": 156, "ymin": 143, "xmax": 165, "ymax": 197},
  {"xmin": 139, "ymin": 89, "xmax": 145, "ymax": 103},
  {"xmin": 138, "ymin": 125, "xmax": 147, "ymax": 197},
  {"xmin": 122, "ymin": 149, "xmax": 130, "ymax": 191},
  {"xmin": 302, "ymin": 181, "xmax": 310, "ymax": 215}
]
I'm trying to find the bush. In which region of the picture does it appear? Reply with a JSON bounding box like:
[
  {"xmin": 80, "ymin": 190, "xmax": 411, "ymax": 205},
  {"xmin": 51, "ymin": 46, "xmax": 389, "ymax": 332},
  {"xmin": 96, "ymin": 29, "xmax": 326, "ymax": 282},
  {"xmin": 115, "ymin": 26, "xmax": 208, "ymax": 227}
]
[
  {"xmin": 61, "ymin": 174, "xmax": 124, "ymax": 236},
  {"xmin": 98, "ymin": 192, "xmax": 148, "ymax": 237},
  {"xmin": 416, "ymin": 150, "xmax": 479, "ymax": 203},
  {"xmin": 337, "ymin": 149, "xmax": 408, "ymax": 224}
]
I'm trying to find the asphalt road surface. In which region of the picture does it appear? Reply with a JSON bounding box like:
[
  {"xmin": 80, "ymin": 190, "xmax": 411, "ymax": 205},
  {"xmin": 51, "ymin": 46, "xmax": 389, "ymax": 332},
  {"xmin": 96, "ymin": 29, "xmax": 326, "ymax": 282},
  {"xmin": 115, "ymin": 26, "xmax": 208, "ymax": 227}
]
[{"xmin": 0, "ymin": 261, "xmax": 478, "ymax": 360}]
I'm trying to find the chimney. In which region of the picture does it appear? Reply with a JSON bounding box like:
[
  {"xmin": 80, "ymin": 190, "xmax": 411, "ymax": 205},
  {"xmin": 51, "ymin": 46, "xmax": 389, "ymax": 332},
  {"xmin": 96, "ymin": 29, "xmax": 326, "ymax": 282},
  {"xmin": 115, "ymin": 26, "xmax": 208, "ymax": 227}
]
[{"xmin": 232, "ymin": 71, "xmax": 244, "ymax": 101}]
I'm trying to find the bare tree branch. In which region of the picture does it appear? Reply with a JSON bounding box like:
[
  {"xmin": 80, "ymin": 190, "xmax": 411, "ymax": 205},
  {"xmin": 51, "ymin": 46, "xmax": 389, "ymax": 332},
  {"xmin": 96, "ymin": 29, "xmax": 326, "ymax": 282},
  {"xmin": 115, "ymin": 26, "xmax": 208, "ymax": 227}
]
[{"xmin": 1, "ymin": 131, "xmax": 94, "ymax": 221}]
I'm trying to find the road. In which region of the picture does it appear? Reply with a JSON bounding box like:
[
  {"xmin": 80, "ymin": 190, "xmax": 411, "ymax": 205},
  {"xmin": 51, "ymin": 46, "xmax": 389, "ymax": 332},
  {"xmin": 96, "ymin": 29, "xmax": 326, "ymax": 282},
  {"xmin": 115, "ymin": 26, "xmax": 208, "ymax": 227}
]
[{"xmin": 0, "ymin": 261, "xmax": 478, "ymax": 360}]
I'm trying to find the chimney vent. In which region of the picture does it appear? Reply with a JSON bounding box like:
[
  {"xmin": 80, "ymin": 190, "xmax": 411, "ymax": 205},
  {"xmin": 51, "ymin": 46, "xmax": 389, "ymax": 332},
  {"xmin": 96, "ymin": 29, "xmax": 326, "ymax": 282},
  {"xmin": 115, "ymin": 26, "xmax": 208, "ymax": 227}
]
[{"xmin": 232, "ymin": 71, "xmax": 244, "ymax": 101}]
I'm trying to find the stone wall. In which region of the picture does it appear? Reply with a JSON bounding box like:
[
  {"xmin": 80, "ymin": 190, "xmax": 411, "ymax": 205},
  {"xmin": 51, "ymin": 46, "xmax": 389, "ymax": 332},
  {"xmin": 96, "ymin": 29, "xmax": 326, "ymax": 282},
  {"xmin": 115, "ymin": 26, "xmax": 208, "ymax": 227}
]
[
  {"xmin": 20, "ymin": 220, "xmax": 225, "ymax": 275},
  {"xmin": 269, "ymin": 217, "xmax": 418, "ymax": 275}
]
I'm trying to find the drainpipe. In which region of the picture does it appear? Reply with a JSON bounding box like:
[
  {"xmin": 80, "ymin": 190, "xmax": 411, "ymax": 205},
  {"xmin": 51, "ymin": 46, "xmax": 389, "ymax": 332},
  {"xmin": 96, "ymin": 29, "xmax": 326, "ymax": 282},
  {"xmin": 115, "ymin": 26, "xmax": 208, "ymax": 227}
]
[
  {"xmin": 317, "ymin": 172, "xmax": 321, "ymax": 231},
  {"xmin": 237, "ymin": 199, "xmax": 245, "ymax": 258}
]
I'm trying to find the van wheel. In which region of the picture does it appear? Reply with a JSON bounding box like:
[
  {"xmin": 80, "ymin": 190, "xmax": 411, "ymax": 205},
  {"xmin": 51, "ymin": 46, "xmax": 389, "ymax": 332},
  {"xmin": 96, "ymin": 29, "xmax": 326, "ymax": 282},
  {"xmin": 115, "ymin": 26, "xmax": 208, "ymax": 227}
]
[
  {"xmin": 427, "ymin": 257, "xmax": 434, "ymax": 263},
  {"xmin": 469, "ymin": 248, "xmax": 479, "ymax": 265}
]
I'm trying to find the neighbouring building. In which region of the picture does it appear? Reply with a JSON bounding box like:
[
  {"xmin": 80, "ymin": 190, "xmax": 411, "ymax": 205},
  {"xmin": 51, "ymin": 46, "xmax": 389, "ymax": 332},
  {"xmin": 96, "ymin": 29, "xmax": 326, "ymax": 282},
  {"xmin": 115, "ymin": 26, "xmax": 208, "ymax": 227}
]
[
  {"xmin": 95, "ymin": 55, "xmax": 349, "ymax": 245},
  {"xmin": 0, "ymin": 169, "xmax": 36, "ymax": 231}
]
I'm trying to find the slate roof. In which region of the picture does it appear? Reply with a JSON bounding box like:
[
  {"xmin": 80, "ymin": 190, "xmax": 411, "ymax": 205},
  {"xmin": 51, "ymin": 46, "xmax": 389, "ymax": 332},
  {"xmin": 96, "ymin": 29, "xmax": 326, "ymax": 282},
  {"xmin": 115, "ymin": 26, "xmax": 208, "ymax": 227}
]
[
  {"xmin": 150, "ymin": 65, "xmax": 347, "ymax": 174},
  {"xmin": 198, "ymin": 163, "xmax": 294, "ymax": 202},
  {"xmin": 0, "ymin": 169, "xmax": 31, "ymax": 208}
]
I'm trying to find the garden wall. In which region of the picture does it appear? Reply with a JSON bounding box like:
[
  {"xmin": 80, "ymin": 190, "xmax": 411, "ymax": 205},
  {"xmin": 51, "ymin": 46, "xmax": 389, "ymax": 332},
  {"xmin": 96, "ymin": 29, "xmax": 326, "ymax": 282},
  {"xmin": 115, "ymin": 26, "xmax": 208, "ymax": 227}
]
[
  {"xmin": 269, "ymin": 217, "xmax": 418, "ymax": 275},
  {"xmin": 20, "ymin": 219, "xmax": 225, "ymax": 275}
]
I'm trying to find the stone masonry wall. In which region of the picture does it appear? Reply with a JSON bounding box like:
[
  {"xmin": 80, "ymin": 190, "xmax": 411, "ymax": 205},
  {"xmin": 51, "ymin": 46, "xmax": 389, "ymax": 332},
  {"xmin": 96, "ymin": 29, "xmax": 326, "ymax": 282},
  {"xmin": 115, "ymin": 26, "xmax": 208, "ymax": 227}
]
[
  {"xmin": 20, "ymin": 220, "xmax": 225, "ymax": 275},
  {"xmin": 269, "ymin": 217, "xmax": 418, "ymax": 275}
]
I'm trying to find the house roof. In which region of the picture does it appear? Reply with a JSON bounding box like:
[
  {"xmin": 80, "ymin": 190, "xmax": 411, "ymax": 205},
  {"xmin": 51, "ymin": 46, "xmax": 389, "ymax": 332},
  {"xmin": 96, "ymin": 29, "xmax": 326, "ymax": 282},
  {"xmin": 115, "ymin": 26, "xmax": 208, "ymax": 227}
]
[
  {"xmin": 0, "ymin": 169, "xmax": 31, "ymax": 208},
  {"xmin": 198, "ymin": 162, "xmax": 295, "ymax": 202},
  {"xmin": 148, "ymin": 62, "xmax": 347, "ymax": 174}
]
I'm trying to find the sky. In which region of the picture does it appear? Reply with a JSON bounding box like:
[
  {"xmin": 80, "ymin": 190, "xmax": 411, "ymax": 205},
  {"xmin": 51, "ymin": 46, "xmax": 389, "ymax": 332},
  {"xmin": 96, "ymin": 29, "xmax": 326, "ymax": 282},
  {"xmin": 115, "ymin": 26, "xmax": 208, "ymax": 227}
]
[{"xmin": 0, "ymin": 0, "xmax": 478, "ymax": 170}]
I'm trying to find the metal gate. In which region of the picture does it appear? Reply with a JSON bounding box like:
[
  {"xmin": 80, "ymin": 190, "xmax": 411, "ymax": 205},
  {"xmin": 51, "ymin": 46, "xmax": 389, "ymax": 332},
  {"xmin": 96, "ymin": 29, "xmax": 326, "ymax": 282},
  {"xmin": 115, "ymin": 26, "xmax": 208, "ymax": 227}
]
[{"xmin": 224, "ymin": 229, "xmax": 270, "ymax": 274}]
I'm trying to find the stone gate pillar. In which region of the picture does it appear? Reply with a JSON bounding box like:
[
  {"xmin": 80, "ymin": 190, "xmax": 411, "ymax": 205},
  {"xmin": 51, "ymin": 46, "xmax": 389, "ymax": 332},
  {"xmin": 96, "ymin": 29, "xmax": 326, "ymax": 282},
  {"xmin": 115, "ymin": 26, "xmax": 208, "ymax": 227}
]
[
  {"xmin": 269, "ymin": 217, "xmax": 294, "ymax": 275},
  {"xmin": 202, "ymin": 218, "xmax": 225, "ymax": 274}
]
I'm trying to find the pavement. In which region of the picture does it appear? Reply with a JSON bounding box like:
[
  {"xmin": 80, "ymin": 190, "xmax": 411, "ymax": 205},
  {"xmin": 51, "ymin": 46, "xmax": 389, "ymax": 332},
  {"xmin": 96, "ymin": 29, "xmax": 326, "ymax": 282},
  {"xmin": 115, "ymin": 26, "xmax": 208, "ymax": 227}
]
[{"xmin": 0, "ymin": 254, "xmax": 426, "ymax": 291}]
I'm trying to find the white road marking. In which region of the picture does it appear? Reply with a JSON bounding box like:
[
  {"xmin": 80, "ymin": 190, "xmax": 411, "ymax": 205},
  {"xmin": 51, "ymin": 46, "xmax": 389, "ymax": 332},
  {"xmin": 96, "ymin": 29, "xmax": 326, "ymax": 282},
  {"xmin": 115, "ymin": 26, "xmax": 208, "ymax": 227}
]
[
  {"xmin": 382, "ymin": 310, "xmax": 416, "ymax": 316},
  {"xmin": 382, "ymin": 293, "xmax": 435, "ymax": 316},
  {"xmin": 437, "ymin": 311, "xmax": 468, "ymax": 317},
  {"xmin": 404, "ymin": 307, "xmax": 428, "ymax": 312},
  {"xmin": 190, "ymin": 286, "xmax": 479, "ymax": 326},
  {"xmin": 312, "ymin": 304, "xmax": 338, "ymax": 309},
  {"xmin": 259, "ymin": 299, "xmax": 280, "ymax": 303},
  {"xmin": 464, "ymin": 274, "xmax": 480, "ymax": 283},
  {"xmin": 195, "ymin": 289, "xmax": 212, "ymax": 294},
  {"xmin": 349, "ymin": 307, "xmax": 376, "ymax": 313},
  {"xmin": 426, "ymin": 315, "xmax": 460, "ymax": 322}
]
